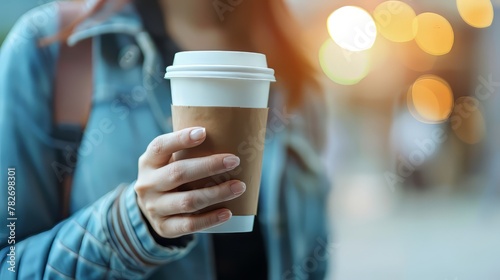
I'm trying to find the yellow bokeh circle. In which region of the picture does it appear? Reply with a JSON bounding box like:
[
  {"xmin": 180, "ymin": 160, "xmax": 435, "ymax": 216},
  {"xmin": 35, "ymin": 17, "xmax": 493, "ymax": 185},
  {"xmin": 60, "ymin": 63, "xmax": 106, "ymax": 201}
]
[
  {"xmin": 373, "ymin": 1, "xmax": 417, "ymax": 42},
  {"xmin": 319, "ymin": 38, "xmax": 372, "ymax": 86},
  {"xmin": 407, "ymin": 75, "xmax": 454, "ymax": 123},
  {"xmin": 457, "ymin": 0, "xmax": 494, "ymax": 28},
  {"xmin": 413, "ymin": 13, "xmax": 455, "ymax": 56}
]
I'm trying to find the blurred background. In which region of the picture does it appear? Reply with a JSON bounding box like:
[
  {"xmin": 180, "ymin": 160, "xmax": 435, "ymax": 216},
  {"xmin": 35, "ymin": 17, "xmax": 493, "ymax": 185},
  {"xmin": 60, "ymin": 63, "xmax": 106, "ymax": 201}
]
[
  {"xmin": 288, "ymin": 0, "xmax": 500, "ymax": 279},
  {"xmin": 2, "ymin": 0, "xmax": 500, "ymax": 279}
]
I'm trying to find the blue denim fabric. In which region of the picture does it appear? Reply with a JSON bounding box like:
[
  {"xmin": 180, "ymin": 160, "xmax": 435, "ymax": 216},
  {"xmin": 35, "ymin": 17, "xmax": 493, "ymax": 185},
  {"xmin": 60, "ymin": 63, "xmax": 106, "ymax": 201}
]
[{"xmin": 0, "ymin": 1, "xmax": 331, "ymax": 279}]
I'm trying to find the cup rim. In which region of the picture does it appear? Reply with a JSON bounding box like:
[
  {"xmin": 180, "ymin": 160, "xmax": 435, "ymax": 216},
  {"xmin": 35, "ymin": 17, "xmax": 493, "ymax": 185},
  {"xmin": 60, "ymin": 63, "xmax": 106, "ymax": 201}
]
[{"xmin": 165, "ymin": 65, "xmax": 276, "ymax": 81}]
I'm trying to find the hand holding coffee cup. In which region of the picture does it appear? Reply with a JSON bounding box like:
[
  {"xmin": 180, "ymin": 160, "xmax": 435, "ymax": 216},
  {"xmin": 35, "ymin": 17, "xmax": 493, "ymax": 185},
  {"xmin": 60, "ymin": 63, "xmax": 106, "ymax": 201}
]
[
  {"xmin": 165, "ymin": 51, "xmax": 276, "ymax": 233},
  {"xmin": 134, "ymin": 127, "xmax": 247, "ymax": 238}
]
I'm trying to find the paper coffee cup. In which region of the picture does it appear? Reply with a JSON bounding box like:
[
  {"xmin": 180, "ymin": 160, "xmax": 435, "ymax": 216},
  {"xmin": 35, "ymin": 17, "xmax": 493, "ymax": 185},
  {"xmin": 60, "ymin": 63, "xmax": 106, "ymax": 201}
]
[{"xmin": 165, "ymin": 51, "xmax": 275, "ymax": 233}]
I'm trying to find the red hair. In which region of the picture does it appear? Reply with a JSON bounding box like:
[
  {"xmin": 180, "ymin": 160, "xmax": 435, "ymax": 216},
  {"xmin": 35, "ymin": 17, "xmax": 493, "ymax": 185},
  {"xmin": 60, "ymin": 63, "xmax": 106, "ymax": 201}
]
[
  {"xmin": 251, "ymin": 0, "xmax": 320, "ymax": 108},
  {"xmin": 43, "ymin": 0, "xmax": 320, "ymax": 108}
]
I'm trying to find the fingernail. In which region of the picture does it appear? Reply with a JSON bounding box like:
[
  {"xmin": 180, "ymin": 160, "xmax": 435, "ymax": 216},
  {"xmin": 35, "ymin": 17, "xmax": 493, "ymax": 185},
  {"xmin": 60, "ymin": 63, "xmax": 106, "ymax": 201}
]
[
  {"xmin": 230, "ymin": 182, "xmax": 246, "ymax": 196},
  {"xmin": 223, "ymin": 156, "xmax": 240, "ymax": 170},
  {"xmin": 189, "ymin": 128, "xmax": 206, "ymax": 141},
  {"xmin": 218, "ymin": 210, "xmax": 232, "ymax": 222}
]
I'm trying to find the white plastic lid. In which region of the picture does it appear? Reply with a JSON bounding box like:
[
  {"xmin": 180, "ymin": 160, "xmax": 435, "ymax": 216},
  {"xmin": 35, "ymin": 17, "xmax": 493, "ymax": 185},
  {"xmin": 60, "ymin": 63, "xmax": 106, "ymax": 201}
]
[{"xmin": 165, "ymin": 51, "xmax": 276, "ymax": 81}]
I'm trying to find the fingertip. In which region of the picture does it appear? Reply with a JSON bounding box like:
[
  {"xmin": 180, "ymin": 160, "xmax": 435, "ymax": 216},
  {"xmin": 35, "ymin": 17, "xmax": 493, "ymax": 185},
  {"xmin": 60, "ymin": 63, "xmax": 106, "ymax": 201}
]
[
  {"xmin": 189, "ymin": 127, "xmax": 206, "ymax": 142},
  {"xmin": 222, "ymin": 155, "xmax": 240, "ymax": 170},
  {"xmin": 229, "ymin": 181, "xmax": 246, "ymax": 196},
  {"xmin": 217, "ymin": 209, "xmax": 232, "ymax": 222}
]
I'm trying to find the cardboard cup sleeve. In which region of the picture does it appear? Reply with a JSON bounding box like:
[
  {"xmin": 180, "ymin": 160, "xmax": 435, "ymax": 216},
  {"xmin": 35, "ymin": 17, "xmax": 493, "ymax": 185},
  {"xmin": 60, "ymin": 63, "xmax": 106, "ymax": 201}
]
[{"xmin": 171, "ymin": 105, "xmax": 269, "ymax": 215}]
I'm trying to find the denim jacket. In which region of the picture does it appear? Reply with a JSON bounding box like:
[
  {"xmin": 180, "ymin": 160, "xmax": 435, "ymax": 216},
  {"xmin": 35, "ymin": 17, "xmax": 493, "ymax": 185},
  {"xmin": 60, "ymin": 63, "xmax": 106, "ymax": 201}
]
[{"xmin": 0, "ymin": 1, "xmax": 331, "ymax": 279}]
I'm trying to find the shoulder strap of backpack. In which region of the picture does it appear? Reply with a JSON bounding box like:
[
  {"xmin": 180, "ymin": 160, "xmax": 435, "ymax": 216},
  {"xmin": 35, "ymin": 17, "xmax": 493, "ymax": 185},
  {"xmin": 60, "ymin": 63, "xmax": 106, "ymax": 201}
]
[
  {"xmin": 54, "ymin": 1, "xmax": 92, "ymax": 127},
  {"xmin": 53, "ymin": 1, "xmax": 93, "ymax": 218}
]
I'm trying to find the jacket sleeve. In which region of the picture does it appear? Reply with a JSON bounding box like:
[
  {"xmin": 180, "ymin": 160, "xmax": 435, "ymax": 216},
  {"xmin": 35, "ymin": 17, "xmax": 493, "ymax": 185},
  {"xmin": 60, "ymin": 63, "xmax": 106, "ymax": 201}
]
[{"xmin": 0, "ymin": 4, "xmax": 195, "ymax": 279}]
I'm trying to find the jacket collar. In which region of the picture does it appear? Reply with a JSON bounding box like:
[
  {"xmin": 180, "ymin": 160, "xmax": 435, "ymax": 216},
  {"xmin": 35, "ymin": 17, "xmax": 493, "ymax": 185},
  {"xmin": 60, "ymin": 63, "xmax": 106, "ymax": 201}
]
[{"xmin": 68, "ymin": 0, "xmax": 143, "ymax": 46}]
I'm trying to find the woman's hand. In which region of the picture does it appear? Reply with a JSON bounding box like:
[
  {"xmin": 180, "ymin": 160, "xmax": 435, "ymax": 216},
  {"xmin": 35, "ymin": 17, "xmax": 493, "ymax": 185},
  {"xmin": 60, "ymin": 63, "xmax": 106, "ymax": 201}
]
[{"xmin": 135, "ymin": 127, "xmax": 246, "ymax": 238}]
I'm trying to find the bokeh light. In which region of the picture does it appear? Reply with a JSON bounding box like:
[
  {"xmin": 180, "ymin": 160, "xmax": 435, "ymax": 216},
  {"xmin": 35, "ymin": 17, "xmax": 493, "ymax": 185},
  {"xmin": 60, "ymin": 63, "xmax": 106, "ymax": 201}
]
[
  {"xmin": 319, "ymin": 38, "xmax": 371, "ymax": 85},
  {"xmin": 457, "ymin": 0, "xmax": 494, "ymax": 28},
  {"xmin": 413, "ymin": 13, "xmax": 455, "ymax": 56},
  {"xmin": 451, "ymin": 97, "xmax": 486, "ymax": 144},
  {"xmin": 407, "ymin": 75, "xmax": 454, "ymax": 123},
  {"xmin": 373, "ymin": 1, "xmax": 417, "ymax": 43},
  {"xmin": 327, "ymin": 6, "xmax": 377, "ymax": 52}
]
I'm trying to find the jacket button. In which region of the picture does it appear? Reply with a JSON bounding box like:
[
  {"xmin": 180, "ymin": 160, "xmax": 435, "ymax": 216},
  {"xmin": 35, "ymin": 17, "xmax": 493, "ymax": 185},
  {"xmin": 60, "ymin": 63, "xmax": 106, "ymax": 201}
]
[{"xmin": 119, "ymin": 45, "xmax": 141, "ymax": 69}]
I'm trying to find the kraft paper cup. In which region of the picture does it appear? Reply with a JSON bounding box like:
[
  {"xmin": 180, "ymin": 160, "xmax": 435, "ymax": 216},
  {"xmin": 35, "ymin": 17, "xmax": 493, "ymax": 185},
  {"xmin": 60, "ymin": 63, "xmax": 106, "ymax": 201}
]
[{"xmin": 165, "ymin": 51, "xmax": 275, "ymax": 233}]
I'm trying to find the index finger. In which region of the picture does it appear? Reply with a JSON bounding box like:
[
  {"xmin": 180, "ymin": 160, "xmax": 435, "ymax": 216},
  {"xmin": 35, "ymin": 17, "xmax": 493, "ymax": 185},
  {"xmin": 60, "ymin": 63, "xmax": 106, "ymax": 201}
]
[{"xmin": 140, "ymin": 127, "xmax": 206, "ymax": 168}]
